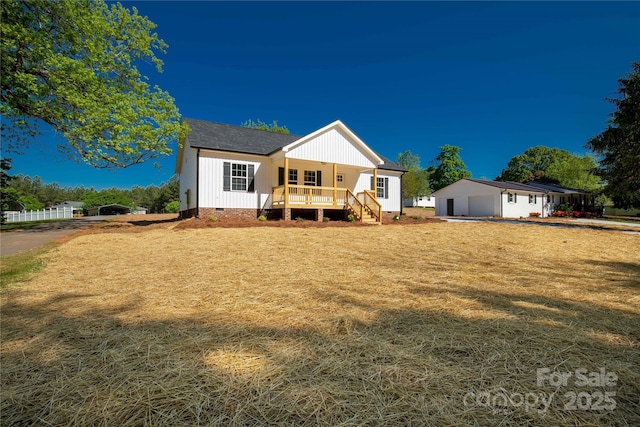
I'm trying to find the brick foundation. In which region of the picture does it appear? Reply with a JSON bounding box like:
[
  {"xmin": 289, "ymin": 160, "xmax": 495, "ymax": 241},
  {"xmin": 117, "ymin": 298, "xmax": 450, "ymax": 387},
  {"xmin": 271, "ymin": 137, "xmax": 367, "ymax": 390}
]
[{"xmin": 198, "ymin": 208, "xmax": 260, "ymax": 220}]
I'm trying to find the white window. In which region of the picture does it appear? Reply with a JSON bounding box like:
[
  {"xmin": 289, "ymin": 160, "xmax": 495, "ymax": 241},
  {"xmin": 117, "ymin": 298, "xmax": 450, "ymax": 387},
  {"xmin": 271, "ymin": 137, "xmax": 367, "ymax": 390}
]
[
  {"xmin": 377, "ymin": 177, "xmax": 386, "ymax": 199},
  {"xmin": 231, "ymin": 163, "xmax": 247, "ymax": 191},
  {"xmin": 508, "ymin": 192, "xmax": 516, "ymax": 203},
  {"xmin": 224, "ymin": 161, "xmax": 254, "ymax": 192},
  {"xmin": 529, "ymin": 194, "xmax": 537, "ymax": 204}
]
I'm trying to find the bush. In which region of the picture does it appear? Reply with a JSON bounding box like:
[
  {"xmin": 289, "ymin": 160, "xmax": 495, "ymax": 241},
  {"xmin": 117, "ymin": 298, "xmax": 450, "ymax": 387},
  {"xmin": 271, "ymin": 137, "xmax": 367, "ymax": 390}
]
[
  {"xmin": 347, "ymin": 214, "xmax": 355, "ymax": 222},
  {"xmin": 295, "ymin": 217, "xmax": 304, "ymax": 222},
  {"xmin": 258, "ymin": 215, "xmax": 267, "ymax": 221},
  {"xmin": 323, "ymin": 217, "xmax": 330, "ymax": 222},
  {"xmin": 208, "ymin": 215, "xmax": 217, "ymax": 222},
  {"xmin": 393, "ymin": 215, "xmax": 400, "ymax": 221},
  {"xmin": 164, "ymin": 200, "xmax": 180, "ymax": 213}
]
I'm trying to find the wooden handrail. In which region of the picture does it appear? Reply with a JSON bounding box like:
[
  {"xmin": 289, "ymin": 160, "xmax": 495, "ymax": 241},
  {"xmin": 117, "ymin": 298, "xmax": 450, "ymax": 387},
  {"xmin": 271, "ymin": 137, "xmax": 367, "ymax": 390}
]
[
  {"xmin": 345, "ymin": 189, "xmax": 364, "ymax": 220},
  {"xmin": 361, "ymin": 190, "xmax": 382, "ymax": 223}
]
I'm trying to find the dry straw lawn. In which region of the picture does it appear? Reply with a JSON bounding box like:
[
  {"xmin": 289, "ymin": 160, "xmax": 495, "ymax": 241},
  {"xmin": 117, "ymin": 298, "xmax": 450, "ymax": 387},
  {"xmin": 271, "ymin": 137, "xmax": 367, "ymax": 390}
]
[{"xmin": 1, "ymin": 219, "xmax": 639, "ymax": 426}]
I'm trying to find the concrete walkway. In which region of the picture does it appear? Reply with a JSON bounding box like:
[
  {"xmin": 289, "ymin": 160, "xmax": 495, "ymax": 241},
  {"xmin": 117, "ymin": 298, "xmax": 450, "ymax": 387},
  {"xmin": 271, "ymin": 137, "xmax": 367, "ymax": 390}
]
[
  {"xmin": 440, "ymin": 216, "xmax": 640, "ymax": 233},
  {"xmin": 0, "ymin": 217, "xmax": 106, "ymax": 257}
]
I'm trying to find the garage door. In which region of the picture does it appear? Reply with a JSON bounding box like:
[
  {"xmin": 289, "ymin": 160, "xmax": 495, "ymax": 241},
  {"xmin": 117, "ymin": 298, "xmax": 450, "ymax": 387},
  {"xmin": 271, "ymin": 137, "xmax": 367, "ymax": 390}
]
[{"xmin": 468, "ymin": 195, "xmax": 495, "ymax": 217}]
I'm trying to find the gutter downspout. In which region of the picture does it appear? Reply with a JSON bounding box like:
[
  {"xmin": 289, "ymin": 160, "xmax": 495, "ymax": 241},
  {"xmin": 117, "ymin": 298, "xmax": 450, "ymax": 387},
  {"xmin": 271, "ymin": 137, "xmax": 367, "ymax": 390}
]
[
  {"xmin": 196, "ymin": 148, "xmax": 200, "ymax": 219},
  {"xmin": 500, "ymin": 190, "xmax": 505, "ymax": 218},
  {"xmin": 399, "ymin": 172, "xmax": 405, "ymax": 216}
]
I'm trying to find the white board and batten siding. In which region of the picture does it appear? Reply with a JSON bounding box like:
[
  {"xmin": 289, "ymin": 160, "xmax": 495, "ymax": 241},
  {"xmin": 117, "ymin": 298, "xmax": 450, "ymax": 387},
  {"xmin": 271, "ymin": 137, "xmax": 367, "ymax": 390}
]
[
  {"xmin": 198, "ymin": 151, "xmax": 271, "ymax": 210},
  {"xmin": 355, "ymin": 171, "xmax": 403, "ymax": 212},
  {"xmin": 285, "ymin": 128, "xmax": 378, "ymax": 169}
]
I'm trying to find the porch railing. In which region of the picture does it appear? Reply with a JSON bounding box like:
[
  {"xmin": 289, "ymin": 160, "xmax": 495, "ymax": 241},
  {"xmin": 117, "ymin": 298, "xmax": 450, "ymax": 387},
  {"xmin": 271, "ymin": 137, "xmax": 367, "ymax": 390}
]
[
  {"xmin": 346, "ymin": 189, "xmax": 382, "ymax": 224},
  {"xmin": 272, "ymin": 185, "xmax": 347, "ymax": 207}
]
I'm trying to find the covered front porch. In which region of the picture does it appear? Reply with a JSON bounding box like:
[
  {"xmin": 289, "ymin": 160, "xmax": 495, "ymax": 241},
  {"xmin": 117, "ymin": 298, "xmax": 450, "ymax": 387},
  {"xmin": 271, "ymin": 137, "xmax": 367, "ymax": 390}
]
[{"xmin": 269, "ymin": 159, "xmax": 382, "ymax": 223}]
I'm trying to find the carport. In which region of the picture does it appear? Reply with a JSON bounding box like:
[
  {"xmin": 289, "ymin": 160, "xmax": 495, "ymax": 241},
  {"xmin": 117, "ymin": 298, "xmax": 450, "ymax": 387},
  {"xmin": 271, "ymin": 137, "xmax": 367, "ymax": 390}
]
[{"xmin": 87, "ymin": 204, "xmax": 131, "ymax": 216}]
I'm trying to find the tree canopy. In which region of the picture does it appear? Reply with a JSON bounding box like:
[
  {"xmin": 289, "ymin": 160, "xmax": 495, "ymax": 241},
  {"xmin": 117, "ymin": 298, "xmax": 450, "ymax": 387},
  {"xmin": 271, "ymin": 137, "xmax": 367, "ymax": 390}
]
[
  {"xmin": 496, "ymin": 146, "xmax": 601, "ymax": 191},
  {"xmin": 495, "ymin": 146, "xmax": 571, "ymax": 183},
  {"xmin": 429, "ymin": 145, "xmax": 471, "ymax": 191},
  {"xmin": 587, "ymin": 61, "xmax": 640, "ymax": 208},
  {"xmin": 396, "ymin": 151, "xmax": 431, "ymax": 201},
  {"xmin": 242, "ymin": 119, "xmax": 290, "ymax": 134},
  {"xmin": 1, "ymin": 0, "xmax": 189, "ymax": 168}
]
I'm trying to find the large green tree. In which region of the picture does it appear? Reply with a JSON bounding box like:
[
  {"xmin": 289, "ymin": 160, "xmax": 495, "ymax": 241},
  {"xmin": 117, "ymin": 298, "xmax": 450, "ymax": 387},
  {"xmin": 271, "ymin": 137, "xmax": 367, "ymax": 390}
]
[
  {"xmin": 496, "ymin": 146, "xmax": 601, "ymax": 191},
  {"xmin": 587, "ymin": 61, "xmax": 640, "ymax": 208},
  {"xmin": 545, "ymin": 154, "xmax": 601, "ymax": 191},
  {"xmin": 396, "ymin": 150, "xmax": 431, "ymax": 201},
  {"xmin": 429, "ymin": 145, "xmax": 471, "ymax": 191},
  {"xmin": 1, "ymin": 0, "xmax": 189, "ymax": 168},
  {"xmin": 495, "ymin": 146, "xmax": 572, "ymax": 183}
]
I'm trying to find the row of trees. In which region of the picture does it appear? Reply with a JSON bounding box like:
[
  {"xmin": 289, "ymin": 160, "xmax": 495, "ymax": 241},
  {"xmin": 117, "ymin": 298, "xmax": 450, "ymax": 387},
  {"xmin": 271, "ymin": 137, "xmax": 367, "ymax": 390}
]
[
  {"xmin": 1, "ymin": 164, "xmax": 180, "ymax": 215},
  {"xmin": 398, "ymin": 145, "xmax": 602, "ymax": 203}
]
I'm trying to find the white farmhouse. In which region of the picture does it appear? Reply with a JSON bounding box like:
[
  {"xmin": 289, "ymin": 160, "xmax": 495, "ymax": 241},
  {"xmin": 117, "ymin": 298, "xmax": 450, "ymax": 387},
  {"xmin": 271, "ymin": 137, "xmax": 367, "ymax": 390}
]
[
  {"xmin": 175, "ymin": 119, "xmax": 406, "ymax": 223},
  {"xmin": 433, "ymin": 179, "xmax": 590, "ymax": 218}
]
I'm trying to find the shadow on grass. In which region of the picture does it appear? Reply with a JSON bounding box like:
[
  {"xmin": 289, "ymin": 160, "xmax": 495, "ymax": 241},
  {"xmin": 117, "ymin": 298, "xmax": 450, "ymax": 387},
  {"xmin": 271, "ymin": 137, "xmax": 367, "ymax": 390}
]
[{"xmin": 2, "ymin": 283, "xmax": 638, "ymax": 426}]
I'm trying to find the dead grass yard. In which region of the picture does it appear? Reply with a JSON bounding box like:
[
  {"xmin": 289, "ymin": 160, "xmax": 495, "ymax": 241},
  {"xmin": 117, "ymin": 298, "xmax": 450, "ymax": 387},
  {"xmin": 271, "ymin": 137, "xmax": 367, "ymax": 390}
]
[{"xmin": 1, "ymin": 220, "xmax": 639, "ymax": 426}]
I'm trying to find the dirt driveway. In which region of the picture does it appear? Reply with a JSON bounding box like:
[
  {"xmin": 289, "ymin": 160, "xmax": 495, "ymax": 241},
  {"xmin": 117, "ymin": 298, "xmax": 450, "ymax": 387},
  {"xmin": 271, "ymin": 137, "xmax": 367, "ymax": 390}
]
[{"xmin": 0, "ymin": 217, "xmax": 107, "ymax": 257}]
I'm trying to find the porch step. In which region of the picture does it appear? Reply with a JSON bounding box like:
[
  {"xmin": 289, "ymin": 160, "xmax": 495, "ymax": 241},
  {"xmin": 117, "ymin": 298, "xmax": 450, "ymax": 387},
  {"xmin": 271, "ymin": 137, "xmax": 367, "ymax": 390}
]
[{"xmin": 361, "ymin": 214, "xmax": 380, "ymax": 224}]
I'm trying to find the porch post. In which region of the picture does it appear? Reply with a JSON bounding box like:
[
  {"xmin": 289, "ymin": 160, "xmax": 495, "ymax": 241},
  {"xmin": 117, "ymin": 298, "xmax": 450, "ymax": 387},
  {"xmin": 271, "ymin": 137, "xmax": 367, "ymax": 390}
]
[
  {"xmin": 284, "ymin": 157, "xmax": 289, "ymax": 210},
  {"xmin": 333, "ymin": 163, "xmax": 338, "ymax": 206},
  {"xmin": 373, "ymin": 168, "xmax": 378, "ymax": 198}
]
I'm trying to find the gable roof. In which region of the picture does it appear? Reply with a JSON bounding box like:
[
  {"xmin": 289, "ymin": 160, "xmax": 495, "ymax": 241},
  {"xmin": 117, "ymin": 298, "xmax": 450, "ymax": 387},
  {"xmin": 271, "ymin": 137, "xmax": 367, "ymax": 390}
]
[
  {"xmin": 182, "ymin": 118, "xmax": 405, "ymax": 171},
  {"xmin": 184, "ymin": 118, "xmax": 300, "ymax": 155},
  {"xmin": 436, "ymin": 178, "xmax": 588, "ymax": 195}
]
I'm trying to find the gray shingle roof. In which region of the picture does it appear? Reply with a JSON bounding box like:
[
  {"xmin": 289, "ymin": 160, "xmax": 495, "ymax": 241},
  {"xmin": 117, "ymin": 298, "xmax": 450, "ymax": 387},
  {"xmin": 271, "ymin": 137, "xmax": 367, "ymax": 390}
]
[
  {"xmin": 184, "ymin": 118, "xmax": 405, "ymax": 171},
  {"xmin": 465, "ymin": 179, "xmax": 586, "ymax": 194},
  {"xmin": 185, "ymin": 118, "xmax": 300, "ymax": 155},
  {"xmin": 465, "ymin": 179, "xmax": 547, "ymax": 192},
  {"xmin": 525, "ymin": 181, "xmax": 585, "ymax": 194}
]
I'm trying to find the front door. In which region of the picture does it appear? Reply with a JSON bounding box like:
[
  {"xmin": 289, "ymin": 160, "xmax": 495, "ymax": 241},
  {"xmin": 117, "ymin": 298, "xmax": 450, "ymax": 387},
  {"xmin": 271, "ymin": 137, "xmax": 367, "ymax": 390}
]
[{"xmin": 447, "ymin": 199, "xmax": 454, "ymax": 216}]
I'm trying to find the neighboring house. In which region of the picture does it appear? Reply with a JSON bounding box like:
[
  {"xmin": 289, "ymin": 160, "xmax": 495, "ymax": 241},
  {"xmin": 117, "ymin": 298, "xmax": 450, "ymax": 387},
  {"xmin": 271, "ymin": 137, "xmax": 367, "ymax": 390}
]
[
  {"xmin": 405, "ymin": 195, "xmax": 435, "ymax": 208},
  {"xmin": 132, "ymin": 206, "xmax": 148, "ymax": 215},
  {"xmin": 175, "ymin": 119, "xmax": 406, "ymax": 223},
  {"xmin": 49, "ymin": 201, "xmax": 84, "ymax": 214},
  {"xmin": 433, "ymin": 179, "xmax": 590, "ymax": 218}
]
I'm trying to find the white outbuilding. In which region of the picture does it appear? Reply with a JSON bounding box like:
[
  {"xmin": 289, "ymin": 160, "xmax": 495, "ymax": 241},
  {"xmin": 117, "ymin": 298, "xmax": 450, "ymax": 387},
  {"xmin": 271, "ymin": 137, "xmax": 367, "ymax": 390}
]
[{"xmin": 433, "ymin": 179, "xmax": 589, "ymax": 218}]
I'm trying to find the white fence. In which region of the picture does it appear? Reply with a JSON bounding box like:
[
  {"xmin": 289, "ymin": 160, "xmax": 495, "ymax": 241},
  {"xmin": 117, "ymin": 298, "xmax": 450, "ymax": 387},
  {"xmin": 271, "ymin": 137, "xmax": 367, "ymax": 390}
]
[{"xmin": 4, "ymin": 207, "xmax": 75, "ymax": 223}]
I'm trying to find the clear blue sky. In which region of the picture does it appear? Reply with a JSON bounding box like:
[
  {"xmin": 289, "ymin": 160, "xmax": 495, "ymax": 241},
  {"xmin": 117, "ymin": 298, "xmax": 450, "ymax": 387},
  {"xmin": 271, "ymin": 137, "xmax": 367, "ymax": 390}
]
[{"xmin": 5, "ymin": 1, "xmax": 639, "ymax": 190}]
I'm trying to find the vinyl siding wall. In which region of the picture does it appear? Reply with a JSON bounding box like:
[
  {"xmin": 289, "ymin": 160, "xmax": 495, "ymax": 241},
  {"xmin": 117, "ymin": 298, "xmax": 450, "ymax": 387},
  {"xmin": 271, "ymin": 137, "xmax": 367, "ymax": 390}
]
[
  {"xmin": 501, "ymin": 192, "xmax": 544, "ymax": 218},
  {"xmin": 355, "ymin": 171, "xmax": 403, "ymax": 212},
  {"xmin": 198, "ymin": 151, "xmax": 271, "ymax": 210},
  {"xmin": 286, "ymin": 128, "xmax": 377, "ymax": 169}
]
